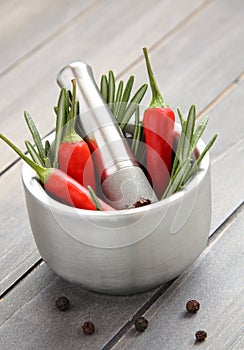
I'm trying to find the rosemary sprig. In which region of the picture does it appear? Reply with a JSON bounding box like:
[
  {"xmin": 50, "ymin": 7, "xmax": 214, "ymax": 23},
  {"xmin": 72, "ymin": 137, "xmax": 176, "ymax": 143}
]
[
  {"xmin": 24, "ymin": 111, "xmax": 51, "ymax": 167},
  {"xmin": 99, "ymin": 71, "xmax": 148, "ymax": 131},
  {"xmin": 162, "ymin": 105, "xmax": 218, "ymax": 199}
]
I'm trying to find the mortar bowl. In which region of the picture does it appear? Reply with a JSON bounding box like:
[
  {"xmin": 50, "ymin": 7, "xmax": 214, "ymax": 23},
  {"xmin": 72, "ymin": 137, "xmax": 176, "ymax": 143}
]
[{"xmin": 22, "ymin": 131, "xmax": 211, "ymax": 295}]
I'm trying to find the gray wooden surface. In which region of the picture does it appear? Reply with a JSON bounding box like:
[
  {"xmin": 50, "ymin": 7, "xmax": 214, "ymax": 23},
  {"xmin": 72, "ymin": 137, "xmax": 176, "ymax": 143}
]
[{"xmin": 0, "ymin": 0, "xmax": 243, "ymax": 349}]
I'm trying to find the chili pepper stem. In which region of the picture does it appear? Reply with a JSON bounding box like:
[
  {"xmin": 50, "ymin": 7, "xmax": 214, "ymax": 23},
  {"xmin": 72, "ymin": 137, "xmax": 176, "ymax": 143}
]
[
  {"xmin": 0, "ymin": 133, "xmax": 52, "ymax": 183},
  {"xmin": 143, "ymin": 47, "xmax": 167, "ymax": 109}
]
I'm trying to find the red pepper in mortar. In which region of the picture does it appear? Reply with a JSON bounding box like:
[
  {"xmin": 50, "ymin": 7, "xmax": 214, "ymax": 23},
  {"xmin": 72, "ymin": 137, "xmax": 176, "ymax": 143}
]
[
  {"xmin": 142, "ymin": 47, "xmax": 175, "ymax": 198},
  {"xmin": 0, "ymin": 133, "xmax": 114, "ymax": 211},
  {"xmin": 56, "ymin": 80, "xmax": 96, "ymax": 190}
]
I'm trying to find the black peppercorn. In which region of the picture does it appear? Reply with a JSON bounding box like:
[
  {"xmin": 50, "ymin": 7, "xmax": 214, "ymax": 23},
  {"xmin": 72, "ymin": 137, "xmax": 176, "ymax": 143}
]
[
  {"xmin": 195, "ymin": 330, "xmax": 207, "ymax": 342},
  {"xmin": 132, "ymin": 198, "xmax": 151, "ymax": 208},
  {"xmin": 82, "ymin": 321, "xmax": 95, "ymax": 335},
  {"xmin": 55, "ymin": 296, "xmax": 70, "ymax": 311},
  {"xmin": 186, "ymin": 300, "xmax": 200, "ymax": 313},
  {"xmin": 134, "ymin": 316, "xmax": 148, "ymax": 332}
]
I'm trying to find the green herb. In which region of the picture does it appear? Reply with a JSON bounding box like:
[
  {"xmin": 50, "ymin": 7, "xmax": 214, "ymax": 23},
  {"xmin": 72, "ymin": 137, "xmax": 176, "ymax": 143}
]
[
  {"xmin": 44, "ymin": 140, "xmax": 51, "ymax": 158},
  {"xmin": 100, "ymin": 74, "xmax": 108, "ymax": 102},
  {"xmin": 162, "ymin": 105, "xmax": 218, "ymax": 199},
  {"xmin": 88, "ymin": 185, "xmax": 102, "ymax": 211},
  {"xmin": 24, "ymin": 111, "xmax": 51, "ymax": 167},
  {"xmin": 114, "ymin": 80, "xmax": 124, "ymax": 117},
  {"xmin": 116, "ymin": 75, "xmax": 134, "ymax": 124},
  {"xmin": 131, "ymin": 106, "xmax": 142, "ymax": 157},
  {"xmin": 25, "ymin": 140, "xmax": 43, "ymax": 165},
  {"xmin": 99, "ymin": 71, "xmax": 148, "ymax": 131},
  {"xmin": 53, "ymin": 88, "xmax": 67, "ymax": 168},
  {"xmin": 108, "ymin": 70, "xmax": 116, "ymax": 112}
]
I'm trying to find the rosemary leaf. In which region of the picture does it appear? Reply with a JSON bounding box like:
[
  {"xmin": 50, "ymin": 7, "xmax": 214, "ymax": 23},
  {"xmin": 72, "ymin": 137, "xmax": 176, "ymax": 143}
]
[
  {"xmin": 162, "ymin": 158, "xmax": 191, "ymax": 199},
  {"xmin": 100, "ymin": 75, "xmax": 108, "ymax": 102},
  {"xmin": 131, "ymin": 106, "xmax": 140, "ymax": 154},
  {"xmin": 171, "ymin": 108, "xmax": 186, "ymax": 175},
  {"xmin": 116, "ymin": 75, "xmax": 134, "ymax": 123},
  {"xmin": 44, "ymin": 140, "xmax": 52, "ymax": 166},
  {"xmin": 182, "ymin": 104, "xmax": 196, "ymax": 160},
  {"xmin": 24, "ymin": 111, "xmax": 47, "ymax": 165},
  {"xmin": 88, "ymin": 185, "xmax": 102, "ymax": 211},
  {"xmin": 196, "ymin": 133, "xmax": 218, "ymax": 168},
  {"xmin": 25, "ymin": 140, "xmax": 44, "ymax": 166},
  {"xmin": 45, "ymin": 140, "xmax": 51, "ymax": 157},
  {"xmin": 177, "ymin": 107, "xmax": 185, "ymax": 127},
  {"xmin": 119, "ymin": 83, "xmax": 148, "ymax": 130},
  {"xmin": 108, "ymin": 70, "xmax": 116, "ymax": 112},
  {"xmin": 180, "ymin": 160, "xmax": 193, "ymax": 188},
  {"xmin": 190, "ymin": 115, "xmax": 209, "ymax": 153},
  {"xmin": 134, "ymin": 122, "xmax": 143, "ymax": 158},
  {"xmin": 53, "ymin": 88, "xmax": 67, "ymax": 168},
  {"xmin": 114, "ymin": 80, "xmax": 124, "ymax": 118}
]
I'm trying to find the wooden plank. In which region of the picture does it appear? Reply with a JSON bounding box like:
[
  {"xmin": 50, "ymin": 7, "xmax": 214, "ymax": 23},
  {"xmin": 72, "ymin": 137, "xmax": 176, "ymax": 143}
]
[
  {"xmin": 130, "ymin": 0, "xmax": 244, "ymax": 115},
  {"xmin": 201, "ymin": 78, "xmax": 244, "ymax": 233},
  {"xmin": 0, "ymin": 262, "xmax": 158, "ymax": 349},
  {"xmin": 0, "ymin": 0, "xmax": 95, "ymax": 75},
  {"xmin": 201, "ymin": 77, "xmax": 244, "ymax": 159},
  {"xmin": 210, "ymin": 139, "xmax": 244, "ymax": 233},
  {"xmin": 0, "ymin": 0, "xmax": 206, "ymax": 172},
  {"xmin": 1, "ymin": 39, "xmax": 244, "ymax": 297},
  {"xmin": 0, "ymin": 162, "xmax": 39, "ymax": 296},
  {"xmin": 0, "ymin": 206, "xmax": 242, "ymax": 350},
  {"xmin": 113, "ymin": 206, "xmax": 244, "ymax": 350}
]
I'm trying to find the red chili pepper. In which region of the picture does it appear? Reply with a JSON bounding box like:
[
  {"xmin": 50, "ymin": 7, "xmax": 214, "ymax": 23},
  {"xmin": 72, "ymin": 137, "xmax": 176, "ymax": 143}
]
[
  {"xmin": 142, "ymin": 48, "xmax": 175, "ymax": 198},
  {"xmin": 54, "ymin": 80, "xmax": 96, "ymax": 190},
  {"xmin": 58, "ymin": 139, "xmax": 96, "ymax": 190},
  {"xmin": 0, "ymin": 133, "xmax": 114, "ymax": 211}
]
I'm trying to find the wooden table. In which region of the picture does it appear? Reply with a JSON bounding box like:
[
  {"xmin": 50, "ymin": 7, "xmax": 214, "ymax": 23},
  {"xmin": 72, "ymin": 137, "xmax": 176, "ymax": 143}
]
[{"xmin": 0, "ymin": 0, "xmax": 243, "ymax": 349}]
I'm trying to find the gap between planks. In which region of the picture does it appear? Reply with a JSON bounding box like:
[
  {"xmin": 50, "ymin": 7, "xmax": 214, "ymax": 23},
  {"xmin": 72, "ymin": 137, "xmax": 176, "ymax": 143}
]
[{"xmin": 0, "ymin": 258, "xmax": 43, "ymax": 300}]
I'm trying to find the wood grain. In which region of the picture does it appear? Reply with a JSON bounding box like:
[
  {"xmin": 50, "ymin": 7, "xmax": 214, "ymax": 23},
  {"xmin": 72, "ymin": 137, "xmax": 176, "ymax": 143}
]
[
  {"xmin": 0, "ymin": 1, "xmax": 243, "ymax": 348},
  {"xmin": 114, "ymin": 206, "xmax": 244, "ymax": 350},
  {"xmin": 129, "ymin": 0, "xmax": 244, "ymax": 115},
  {"xmin": 0, "ymin": 262, "xmax": 158, "ymax": 350},
  {"xmin": 0, "ymin": 204, "xmax": 242, "ymax": 350},
  {"xmin": 0, "ymin": 0, "xmax": 206, "ymax": 172},
  {"xmin": 1, "ymin": 0, "xmax": 244, "ymax": 299},
  {"xmin": 0, "ymin": 0, "xmax": 95, "ymax": 75}
]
